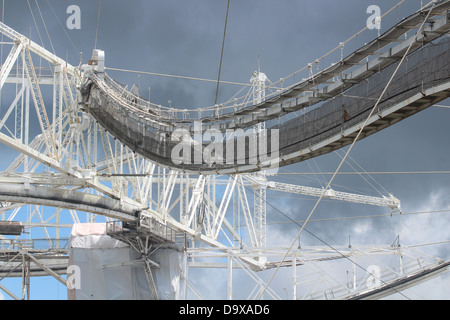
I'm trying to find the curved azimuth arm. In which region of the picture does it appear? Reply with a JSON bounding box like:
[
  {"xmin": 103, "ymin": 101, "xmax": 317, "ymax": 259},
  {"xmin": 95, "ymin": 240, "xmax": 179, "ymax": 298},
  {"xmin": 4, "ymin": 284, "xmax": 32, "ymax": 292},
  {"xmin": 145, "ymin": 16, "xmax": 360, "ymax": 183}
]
[{"xmin": 78, "ymin": 4, "xmax": 450, "ymax": 175}]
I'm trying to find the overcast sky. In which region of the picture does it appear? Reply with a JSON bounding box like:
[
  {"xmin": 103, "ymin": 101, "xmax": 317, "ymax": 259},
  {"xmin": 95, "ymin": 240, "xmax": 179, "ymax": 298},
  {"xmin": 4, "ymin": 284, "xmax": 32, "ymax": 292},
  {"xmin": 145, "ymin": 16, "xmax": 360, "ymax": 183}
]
[{"xmin": 1, "ymin": 0, "xmax": 450, "ymax": 300}]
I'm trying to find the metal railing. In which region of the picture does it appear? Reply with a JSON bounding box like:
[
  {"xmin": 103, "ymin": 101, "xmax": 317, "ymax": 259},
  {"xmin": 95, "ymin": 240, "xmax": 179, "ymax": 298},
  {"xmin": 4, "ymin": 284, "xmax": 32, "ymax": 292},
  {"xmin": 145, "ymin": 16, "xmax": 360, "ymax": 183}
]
[
  {"xmin": 106, "ymin": 219, "xmax": 177, "ymax": 243},
  {"xmin": 303, "ymin": 257, "xmax": 445, "ymax": 300},
  {"xmin": 0, "ymin": 238, "xmax": 70, "ymax": 251},
  {"xmin": 140, "ymin": 217, "xmax": 177, "ymax": 243}
]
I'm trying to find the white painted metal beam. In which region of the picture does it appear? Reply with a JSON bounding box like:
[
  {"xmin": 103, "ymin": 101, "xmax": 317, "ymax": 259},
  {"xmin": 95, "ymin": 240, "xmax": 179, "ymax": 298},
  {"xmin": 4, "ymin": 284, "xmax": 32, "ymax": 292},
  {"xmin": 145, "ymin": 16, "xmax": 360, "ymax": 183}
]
[
  {"xmin": 0, "ymin": 184, "xmax": 138, "ymax": 222},
  {"xmin": 267, "ymin": 181, "xmax": 401, "ymax": 209},
  {"xmin": 0, "ymin": 42, "xmax": 23, "ymax": 89}
]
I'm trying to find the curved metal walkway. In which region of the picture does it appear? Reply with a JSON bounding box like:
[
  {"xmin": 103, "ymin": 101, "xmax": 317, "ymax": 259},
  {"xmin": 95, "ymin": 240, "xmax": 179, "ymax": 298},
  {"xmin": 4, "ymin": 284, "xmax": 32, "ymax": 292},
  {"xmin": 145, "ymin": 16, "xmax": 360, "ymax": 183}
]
[{"xmin": 80, "ymin": 2, "xmax": 450, "ymax": 174}]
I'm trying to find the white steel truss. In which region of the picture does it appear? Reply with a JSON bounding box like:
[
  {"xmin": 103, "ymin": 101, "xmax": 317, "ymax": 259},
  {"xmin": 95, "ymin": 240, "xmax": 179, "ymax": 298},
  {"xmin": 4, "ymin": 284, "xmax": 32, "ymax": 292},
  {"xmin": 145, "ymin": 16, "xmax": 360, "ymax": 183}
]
[{"xmin": 0, "ymin": 15, "xmax": 447, "ymax": 300}]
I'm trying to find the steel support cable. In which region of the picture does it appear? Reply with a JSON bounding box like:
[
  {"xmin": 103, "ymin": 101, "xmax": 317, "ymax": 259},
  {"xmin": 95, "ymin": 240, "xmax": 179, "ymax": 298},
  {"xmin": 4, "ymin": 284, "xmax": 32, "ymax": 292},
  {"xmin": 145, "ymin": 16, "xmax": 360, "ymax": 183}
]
[
  {"xmin": 104, "ymin": 66, "xmax": 252, "ymax": 87},
  {"xmin": 26, "ymin": 0, "xmax": 45, "ymax": 51},
  {"xmin": 34, "ymin": 0, "xmax": 55, "ymax": 56},
  {"xmin": 102, "ymin": 0, "xmax": 411, "ymax": 117},
  {"xmin": 268, "ymin": 0, "xmax": 437, "ymax": 109},
  {"xmin": 218, "ymin": 0, "xmax": 410, "ymax": 109},
  {"xmin": 93, "ymin": 63, "xmax": 448, "ymax": 174},
  {"xmin": 94, "ymin": 0, "xmax": 102, "ymax": 50},
  {"xmin": 255, "ymin": 0, "xmax": 409, "ymax": 100},
  {"xmin": 214, "ymin": 0, "xmax": 230, "ymax": 106},
  {"xmin": 110, "ymin": 2, "xmax": 444, "ymax": 127},
  {"xmin": 24, "ymin": 0, "xmax": 59, "ymax": 82},
  {"xmin": 45, "ymin": 0, "xmax": 79, "ymax": 56},
  {"xmin": 258, "ymin": 3, "xmax": 437, "ymax": 300},
  {"xmin": 276, "ymin": 81, "xmax": 390, "ymax": 196},
  {"xmin": 334, "ymin": 149, "xmax": 390, "ymax": 197},
  {"xmin": 291, "ymin": 103, "xmax": 385, "ymax": 195}
]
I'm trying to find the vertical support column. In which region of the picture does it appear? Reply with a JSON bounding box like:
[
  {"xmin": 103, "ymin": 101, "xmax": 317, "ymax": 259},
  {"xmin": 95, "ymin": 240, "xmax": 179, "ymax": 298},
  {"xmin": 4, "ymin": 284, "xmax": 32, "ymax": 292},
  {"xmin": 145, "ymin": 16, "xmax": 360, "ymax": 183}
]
[
  {"xmin": 13, "ymin": 46, "xmax": 25, "ymax": 143},
  {"xmin": 253, "ymin": 183, "xmax": 266, "ymax": 248},
  {"xmin": 185, "ymin": 174, "xmax": 190, "ymax": 225},
  {"xmin": 250, "ymin": 70, "xmax": 268, "ymax": 250},
  {"xmin": 143, "ymin": 259, "xmax": 159, "ymax": 300},
  {"xmin": 21, "ymin": 253, "xmax": 26, "ymax": 299},
  {"xmin": 180, "ymin": 173, "xmax": 185, "ymax": 224},
  {"xmin": 227, "ymin": 248, "xmax": 233, "ymax": 300},
  {"xmin": 25, "ymin": 257, "xmax": 30, "ymax": 300},
  {"xmin": 93, "ymin": 118, "xmax": 98, "ymax": 172},
  {"xmin": 56, "ymin": 208, "xmax": 60, "ymax": 249},
  {"xmin": 157, "ymin": 166, "xmax": 161, "ymax": 212},
  {"xmin": 179, "ymin": 173, "xmax": 184, "ymax": 223},
  {"xmin": 21, "ymin": 253, "xmax": 30, "ymax": 300},
  {"xmin": 23, "ymin": 81, "xmax": 30, "ymax": 184}
]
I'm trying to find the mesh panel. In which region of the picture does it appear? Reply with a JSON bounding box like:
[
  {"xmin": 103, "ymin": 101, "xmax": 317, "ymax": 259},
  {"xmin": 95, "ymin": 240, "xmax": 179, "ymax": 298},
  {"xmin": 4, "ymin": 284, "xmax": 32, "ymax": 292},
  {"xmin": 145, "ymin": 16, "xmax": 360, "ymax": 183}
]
[
  {"xmin": 84, "ymin": 38, "xmax": 450, "ymax": 172},
  {"xmin": 277, "ymin": 38, "xmax": 450, "ymax": 156}
]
